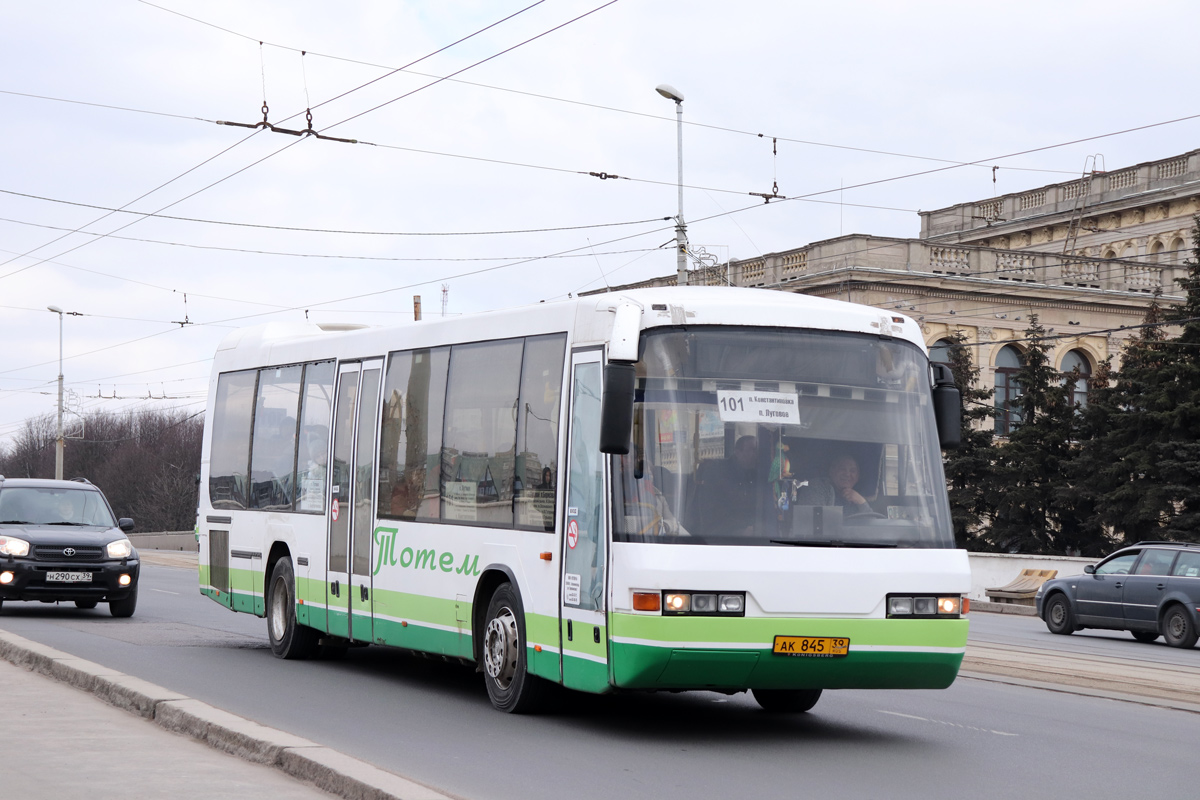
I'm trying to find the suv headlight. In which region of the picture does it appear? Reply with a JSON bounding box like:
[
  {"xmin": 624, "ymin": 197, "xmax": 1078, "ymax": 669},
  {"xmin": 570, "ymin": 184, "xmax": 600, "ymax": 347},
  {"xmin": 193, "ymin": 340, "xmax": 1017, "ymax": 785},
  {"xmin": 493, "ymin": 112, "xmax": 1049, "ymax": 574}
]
[
  {"xmin": 0, "ymin": 535, "xmax": 31, "ymax": 557},
  {"xmin": 106, "ymin": 539, "xmax": 133, "ymax": 559}
]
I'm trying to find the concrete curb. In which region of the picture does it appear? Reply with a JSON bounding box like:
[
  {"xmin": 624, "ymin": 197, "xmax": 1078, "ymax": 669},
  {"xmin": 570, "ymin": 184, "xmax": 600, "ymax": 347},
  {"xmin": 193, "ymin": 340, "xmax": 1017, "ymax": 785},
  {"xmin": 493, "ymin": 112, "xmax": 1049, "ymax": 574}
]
[{"xmin": 0, "ymin": 630, "xmax": 458, "ymax": 800}]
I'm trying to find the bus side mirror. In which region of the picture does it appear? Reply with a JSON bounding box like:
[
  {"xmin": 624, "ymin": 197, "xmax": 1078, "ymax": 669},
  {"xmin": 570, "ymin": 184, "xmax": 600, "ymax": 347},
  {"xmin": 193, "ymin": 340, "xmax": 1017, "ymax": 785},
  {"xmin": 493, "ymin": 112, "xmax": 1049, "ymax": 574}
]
[
  {"xmin": 600, "ymin": 362, "xmax": 636, "ymax": 454},
  {"xmin": 931, "ymin": 363, "xmax": 961, "ymax": 451}
]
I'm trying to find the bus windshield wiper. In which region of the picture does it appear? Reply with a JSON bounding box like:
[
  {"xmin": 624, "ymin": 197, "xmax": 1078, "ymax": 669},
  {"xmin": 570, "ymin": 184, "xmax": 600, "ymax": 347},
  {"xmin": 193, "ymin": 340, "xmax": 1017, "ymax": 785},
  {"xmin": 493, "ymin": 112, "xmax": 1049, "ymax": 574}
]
[
  {"xmin": 0, "ymin": 519, "xmax": 31, "ymax": 524},
  {"xmin": 770, "ymin": 539, "xmax": 897, "ymax": 548}
]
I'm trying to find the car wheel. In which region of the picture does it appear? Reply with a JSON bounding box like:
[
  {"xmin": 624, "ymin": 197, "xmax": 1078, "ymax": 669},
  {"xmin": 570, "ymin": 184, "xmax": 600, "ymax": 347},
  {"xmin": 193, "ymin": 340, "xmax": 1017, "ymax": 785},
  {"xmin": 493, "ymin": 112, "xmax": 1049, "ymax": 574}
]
[
  {"xmin": 1044, "ymin": 594, "xmax": 1074, "ymax": 635},
  {"xmin": 1162, "ymin": 605, "xmax": 1199, "ymax": 649},
  {"xmin": 74, "ymin": 600, "xmax": 98, "ymax": 609},
  {"xmin": 752, "ymin": 688, "xmax": 823, "ymax": 713},
  {"xmin": 109, "ymin": 587, "xmax": 137, "ymax": 618},
  {"xmin": 267, "ymin": 558, "xmax": 321, "ymax": 659},
  {"xmin": 481, "ymin": 582, "xmax": 544, "ymax": 713},
  {"xmin": 1131, "ymin": 630, "xmax": 1159, "ymax": 643}
]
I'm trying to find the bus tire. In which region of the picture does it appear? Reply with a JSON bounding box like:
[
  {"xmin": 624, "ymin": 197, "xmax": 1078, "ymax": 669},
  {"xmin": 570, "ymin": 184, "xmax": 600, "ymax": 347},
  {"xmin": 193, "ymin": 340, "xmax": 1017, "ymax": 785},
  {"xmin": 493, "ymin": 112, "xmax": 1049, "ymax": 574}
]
[
  {"xmin": 752, "ymin": 688, "xmax": 822, "ymax": 713},
  {"xmin": 268, "ymin": 558, "xmax": 320, "ymax": 659},
  {"xmin": 481, "ymin": 582, "xmax": 544, "ymax": 713}
]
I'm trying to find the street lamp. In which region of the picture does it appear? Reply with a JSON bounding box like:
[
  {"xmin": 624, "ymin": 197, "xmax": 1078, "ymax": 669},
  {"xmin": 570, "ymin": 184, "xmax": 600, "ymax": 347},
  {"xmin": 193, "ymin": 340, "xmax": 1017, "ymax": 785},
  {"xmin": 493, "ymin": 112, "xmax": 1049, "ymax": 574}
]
[
  {"xmin": 656, "ymin": 83, "xmax": 688, "ymax": 287},
  {"xmin": 47, "ymin": 305, "xmax": 64, "ymax": 480}
]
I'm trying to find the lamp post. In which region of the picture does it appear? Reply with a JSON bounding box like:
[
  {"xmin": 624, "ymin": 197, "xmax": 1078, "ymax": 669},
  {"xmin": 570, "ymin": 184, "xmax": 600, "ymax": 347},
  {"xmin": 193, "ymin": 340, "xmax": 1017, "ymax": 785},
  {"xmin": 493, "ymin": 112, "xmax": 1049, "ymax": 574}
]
[
  {"xmin": 46, "ymin": 305, "xmax": 65, "ymax": 480},
  {"xmin": 656, "ymin": 83, "xmax": 688, "ymax": 287}
]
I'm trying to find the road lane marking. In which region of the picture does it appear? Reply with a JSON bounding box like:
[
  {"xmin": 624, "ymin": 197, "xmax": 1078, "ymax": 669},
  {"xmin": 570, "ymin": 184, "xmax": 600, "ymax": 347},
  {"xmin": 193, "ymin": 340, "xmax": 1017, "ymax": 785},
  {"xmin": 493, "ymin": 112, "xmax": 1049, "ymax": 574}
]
[
  {"xmin": 877, "ymin": 709, "xmax": 1018, "ymax": 736},
  {"xmin": 148, "ymin": 588, "xmax": 180, "ymax": 595}
]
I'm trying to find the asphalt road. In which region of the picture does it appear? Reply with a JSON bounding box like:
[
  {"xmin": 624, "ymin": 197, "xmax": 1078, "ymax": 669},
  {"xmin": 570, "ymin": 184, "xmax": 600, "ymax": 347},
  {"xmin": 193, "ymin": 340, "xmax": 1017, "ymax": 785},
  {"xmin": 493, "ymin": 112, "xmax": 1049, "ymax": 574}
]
[{"xmin": 1, "ymin": 562, "xmax": 1197, "ymax": 800}]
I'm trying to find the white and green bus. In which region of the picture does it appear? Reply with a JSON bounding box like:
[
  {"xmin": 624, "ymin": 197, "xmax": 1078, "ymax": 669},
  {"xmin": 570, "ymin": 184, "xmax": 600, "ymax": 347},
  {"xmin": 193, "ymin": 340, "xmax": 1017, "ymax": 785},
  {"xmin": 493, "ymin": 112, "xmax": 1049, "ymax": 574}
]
[{"xmin": 197, "ymin": 286, "xmax": 968, "ymax": 713}]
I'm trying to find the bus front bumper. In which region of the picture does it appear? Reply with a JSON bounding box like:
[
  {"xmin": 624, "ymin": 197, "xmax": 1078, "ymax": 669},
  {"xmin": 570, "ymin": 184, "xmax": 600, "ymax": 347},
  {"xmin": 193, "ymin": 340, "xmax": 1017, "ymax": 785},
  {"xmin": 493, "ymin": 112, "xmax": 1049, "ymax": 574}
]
[{"xmin": 609, "ymin": 614, "xmax": 968, "ymax": 691}]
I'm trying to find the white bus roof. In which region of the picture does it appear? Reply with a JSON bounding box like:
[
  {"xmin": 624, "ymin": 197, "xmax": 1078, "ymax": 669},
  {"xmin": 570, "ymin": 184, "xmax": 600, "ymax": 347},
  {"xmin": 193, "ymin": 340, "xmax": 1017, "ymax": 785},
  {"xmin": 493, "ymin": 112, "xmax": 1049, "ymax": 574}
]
[{"xmin": 212, "ymin": 287, "xmax": 926, "ymax": 373}]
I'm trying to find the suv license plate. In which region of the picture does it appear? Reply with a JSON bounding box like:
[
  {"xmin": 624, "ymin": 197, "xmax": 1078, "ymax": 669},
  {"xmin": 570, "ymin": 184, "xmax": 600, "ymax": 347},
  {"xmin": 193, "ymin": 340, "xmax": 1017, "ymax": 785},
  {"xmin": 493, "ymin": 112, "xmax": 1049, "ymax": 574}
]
[
  {"xmin": 772, "ymin": 636, "xmax": 849, "ymax": 658},
  {"xmin": 46, "ymin": 571, "xmax": 92, "ymax": 583}
]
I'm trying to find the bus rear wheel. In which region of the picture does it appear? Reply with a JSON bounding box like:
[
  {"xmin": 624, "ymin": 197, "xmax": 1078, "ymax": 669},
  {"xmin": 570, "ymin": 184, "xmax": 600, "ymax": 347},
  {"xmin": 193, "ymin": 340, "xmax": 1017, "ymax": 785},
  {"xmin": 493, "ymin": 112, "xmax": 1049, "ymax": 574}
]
[
  {"xmin": 752, "ymin": 688, "xmax": 822, "ymax": 713},
  {"xmin": 481, "ymin": 583, "xmax": 544, "ymax": 713},
  {"xmin": 268, "ymin": 558, "xmax": 320, "ymax": 659}
]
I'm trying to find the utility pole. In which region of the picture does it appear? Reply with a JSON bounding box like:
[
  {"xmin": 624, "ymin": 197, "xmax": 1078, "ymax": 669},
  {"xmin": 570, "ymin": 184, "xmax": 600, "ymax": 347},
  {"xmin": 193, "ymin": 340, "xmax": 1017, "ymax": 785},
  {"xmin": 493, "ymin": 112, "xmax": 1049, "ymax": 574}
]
[
  {"xmin": 656, "ymin": 84, "xmax": 688, "ymax": 286},
  {"xmin": 47, "ymin": 305, "xmax": 65, "ymax": 480}
]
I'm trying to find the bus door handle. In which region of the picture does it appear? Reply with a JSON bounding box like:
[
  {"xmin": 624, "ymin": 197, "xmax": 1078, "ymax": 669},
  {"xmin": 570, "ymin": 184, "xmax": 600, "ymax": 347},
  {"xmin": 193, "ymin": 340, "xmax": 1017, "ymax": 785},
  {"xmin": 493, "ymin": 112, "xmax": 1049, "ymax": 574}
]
[
  {"xmin": 360, "ymin": 584, "xmax": 369, "ymax": 602},
  {"xmin": 330, "ymin": 580, "xmax": 340, "ymax": 597}
]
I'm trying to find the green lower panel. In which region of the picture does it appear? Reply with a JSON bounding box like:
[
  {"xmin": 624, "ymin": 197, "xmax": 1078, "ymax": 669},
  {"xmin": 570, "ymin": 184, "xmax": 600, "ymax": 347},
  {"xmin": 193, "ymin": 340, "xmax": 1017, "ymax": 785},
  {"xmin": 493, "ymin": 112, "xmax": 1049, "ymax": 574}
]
[
  {"xmin": 371, "ymin": 615, "xmax": 474, "ymax": 659},
  {"xmin": 610, "ymin": 614, "xmax": 967, "ymax": 690},
  {"xmin": 611, "ymin": 642, "xmax": 962, "ymax": 690},
  {"xmin": 561, "ymin": 652, "xmax": 610, "ymax": 693},
  {"xmin": 526, "ymin": 644, "xmax": 560, "ymax": 682},
  {"xmin": 229, "ymin": 590, "xmax": 264, "ymax": 616}
]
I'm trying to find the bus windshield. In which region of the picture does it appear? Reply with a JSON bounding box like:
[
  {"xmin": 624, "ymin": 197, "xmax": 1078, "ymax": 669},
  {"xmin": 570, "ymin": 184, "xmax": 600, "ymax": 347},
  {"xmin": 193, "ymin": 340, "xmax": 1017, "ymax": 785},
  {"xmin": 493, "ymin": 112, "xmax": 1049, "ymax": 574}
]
[{"xmin": 612, "ymin": 327, "xmax": 955, "ymax": 549}]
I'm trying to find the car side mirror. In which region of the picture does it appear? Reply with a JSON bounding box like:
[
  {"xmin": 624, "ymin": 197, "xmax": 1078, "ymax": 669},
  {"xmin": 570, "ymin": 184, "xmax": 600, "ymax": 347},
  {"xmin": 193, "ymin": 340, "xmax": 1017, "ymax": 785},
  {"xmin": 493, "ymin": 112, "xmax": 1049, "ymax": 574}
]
[
  {"xmin": 119, "ymin": 518, "xmax": 134, "ymax": 532},
  {"xmin": 1083, "ymin": 565, "xmax": 1095, "ymax": 575}
]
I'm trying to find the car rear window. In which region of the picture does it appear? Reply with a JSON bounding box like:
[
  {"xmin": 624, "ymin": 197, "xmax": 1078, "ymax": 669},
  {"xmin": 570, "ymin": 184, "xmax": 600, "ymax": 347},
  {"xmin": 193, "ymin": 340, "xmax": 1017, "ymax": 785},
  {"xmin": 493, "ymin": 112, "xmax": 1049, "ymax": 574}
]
[{"xmin": 1173, "ymin": 551, "xmax": 1200, "ymax": 578}]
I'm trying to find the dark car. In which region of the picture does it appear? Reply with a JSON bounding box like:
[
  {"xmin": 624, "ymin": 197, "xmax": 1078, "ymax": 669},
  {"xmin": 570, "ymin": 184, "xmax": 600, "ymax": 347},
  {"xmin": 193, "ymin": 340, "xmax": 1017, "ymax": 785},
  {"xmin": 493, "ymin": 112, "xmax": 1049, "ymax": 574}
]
[
  {"xmin": 0, "ymin": 476, "xmax": 139, "ymax": 617},
  {"xmin": 1036, "ymin": 541, "xmax": 1200, "ymax": 648}
]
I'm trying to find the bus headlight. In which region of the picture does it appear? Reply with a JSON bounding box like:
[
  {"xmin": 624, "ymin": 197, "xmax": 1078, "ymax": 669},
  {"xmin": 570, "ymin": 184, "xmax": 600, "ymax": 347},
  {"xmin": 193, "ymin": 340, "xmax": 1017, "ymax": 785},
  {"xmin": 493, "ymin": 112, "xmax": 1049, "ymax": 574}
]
[
  {"xmin": 0, "ymin": 535, "xmax": 30, "ymax": 557},
  {"xmin": 888, "ymin": 594, "xmax": 962, "ymax": 618},
  {"xmin": 662, "ymin": 591, "xmax": 745, "ymax": 617}
]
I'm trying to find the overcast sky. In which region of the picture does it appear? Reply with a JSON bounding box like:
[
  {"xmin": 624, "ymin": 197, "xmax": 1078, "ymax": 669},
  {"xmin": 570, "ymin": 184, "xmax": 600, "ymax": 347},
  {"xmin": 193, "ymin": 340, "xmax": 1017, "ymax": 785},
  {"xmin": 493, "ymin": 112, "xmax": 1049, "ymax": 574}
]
[{"xmin": 2, "ymin": 0, "xmax": 1198, "ymax": 445}]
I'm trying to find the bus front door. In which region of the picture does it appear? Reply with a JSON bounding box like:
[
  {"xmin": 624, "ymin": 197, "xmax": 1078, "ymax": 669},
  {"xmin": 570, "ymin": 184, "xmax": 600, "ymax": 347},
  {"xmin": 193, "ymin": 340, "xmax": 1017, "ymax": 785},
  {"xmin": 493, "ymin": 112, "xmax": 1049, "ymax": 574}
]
[
  {"xmin": 325, "ymin": 359, "xmax": 383, "ymax": 643},
  {"xmin": 559, "ymin": 350, "xmax": 611, "ymax": 692}
]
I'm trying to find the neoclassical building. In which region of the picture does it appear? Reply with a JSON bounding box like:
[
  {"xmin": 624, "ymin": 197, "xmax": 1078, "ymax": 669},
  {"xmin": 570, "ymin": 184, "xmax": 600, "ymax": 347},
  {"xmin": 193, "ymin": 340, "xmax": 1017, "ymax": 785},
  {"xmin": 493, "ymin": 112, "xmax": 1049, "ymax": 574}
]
[{"xmin": 592, "ymin": 149, "xmax": 1199, "ymax": 433}]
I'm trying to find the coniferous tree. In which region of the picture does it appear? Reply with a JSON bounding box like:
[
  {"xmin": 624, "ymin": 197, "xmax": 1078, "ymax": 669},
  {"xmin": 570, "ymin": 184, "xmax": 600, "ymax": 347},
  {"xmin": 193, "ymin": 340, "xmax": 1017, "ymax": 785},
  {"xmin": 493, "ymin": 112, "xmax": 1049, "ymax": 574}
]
[
  {"xmin": 940, "ymin": 329, "xmax": 996, "ymax": 547},
  {"xmin": 1056, "ymin": 357, "xmax": 1121, "ymax": 555},
  {"xmin": 984, "ymin": 314, "xmax": 1077, "ymax": 553},
  {"xmin": 1150, "ymin": 216, "xmax": 1200, "ymax": 539},
  {"xmin": 1086, "ymin": 298, "xmax": 1170, "ymax": 542}
]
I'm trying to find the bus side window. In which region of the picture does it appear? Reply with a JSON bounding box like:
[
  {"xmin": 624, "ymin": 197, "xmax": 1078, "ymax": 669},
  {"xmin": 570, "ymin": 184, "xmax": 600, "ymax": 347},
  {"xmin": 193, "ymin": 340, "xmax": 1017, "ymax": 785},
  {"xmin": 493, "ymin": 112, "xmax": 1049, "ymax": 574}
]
[
  {"xmin": 209, "ymin": 369, "xmax": 258, "ymax": 510},
  {"xmin": 441, "ymin": 339, "xmax": 524, "ymax": 527},
  {"xmin": 296, "ymin": 361, "xmax": 335, "ymax": 513},
  {"xmin": 377, "ymin": 347, "xmax": 450, "ymax": 522},
  {"xmin": 249, "ymin": 365, "xmax": 303, "ymax": 511},
  {"xmin": 514, "ymin": 334, "xmax": 566, "ymax": 531}
]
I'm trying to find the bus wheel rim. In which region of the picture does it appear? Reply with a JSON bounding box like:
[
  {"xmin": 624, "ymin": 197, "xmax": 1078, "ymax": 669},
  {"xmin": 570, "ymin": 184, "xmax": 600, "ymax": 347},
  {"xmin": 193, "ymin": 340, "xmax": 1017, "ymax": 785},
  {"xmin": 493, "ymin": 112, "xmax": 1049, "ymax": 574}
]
[
  {"xmin": 270, "ymin": 577, "xmax": 289, "ymax": 641},
  {"xmin": 484, "ymin": 608, "xmax": 518, "ymax": 687}
]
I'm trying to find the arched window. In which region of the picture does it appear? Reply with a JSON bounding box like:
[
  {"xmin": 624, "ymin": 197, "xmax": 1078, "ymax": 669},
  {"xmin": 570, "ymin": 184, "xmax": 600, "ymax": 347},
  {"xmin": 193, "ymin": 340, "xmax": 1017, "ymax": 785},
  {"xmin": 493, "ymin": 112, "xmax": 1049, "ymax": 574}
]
[
  {"xmin": 1171, "ymin": 237, "xmax": 1187, "ymax": 265},
  {"xmin": 929, "ymin": 338, "xmax": 955, "ymax": 366},
  {"xmin": 1061, "ymin": 349, "xmax": 1092, "ymax": 408},
  {"xmin": 994, "ymin": 345, "xmax": 1023, "ymax": 435},
  {"xmin": 1149, "ymin": 241, "xmax": 1165, "ymax": 264}
]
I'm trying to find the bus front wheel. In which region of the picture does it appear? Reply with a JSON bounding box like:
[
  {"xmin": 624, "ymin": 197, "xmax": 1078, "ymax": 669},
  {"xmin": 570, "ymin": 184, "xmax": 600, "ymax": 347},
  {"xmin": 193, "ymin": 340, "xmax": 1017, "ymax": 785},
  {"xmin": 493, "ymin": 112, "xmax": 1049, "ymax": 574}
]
[
  {"xmin": 752, "ymin": 688, "xmax": 822, "ymax": 713},
  {"xmin": 481, "ymin": 583, "xmax": 544, "ymax": 713},
  {"xmin": 268, "ymin": 558, "xmax": 320, "ymax": 659}
]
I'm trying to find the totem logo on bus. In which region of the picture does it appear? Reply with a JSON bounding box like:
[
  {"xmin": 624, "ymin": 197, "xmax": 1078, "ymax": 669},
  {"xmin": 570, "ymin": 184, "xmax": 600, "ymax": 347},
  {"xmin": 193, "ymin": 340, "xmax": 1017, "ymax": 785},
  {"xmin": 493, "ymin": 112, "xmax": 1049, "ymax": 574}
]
[{"xmin": 372, "ymin": 526, "xmax": 480, "ymax": 578}]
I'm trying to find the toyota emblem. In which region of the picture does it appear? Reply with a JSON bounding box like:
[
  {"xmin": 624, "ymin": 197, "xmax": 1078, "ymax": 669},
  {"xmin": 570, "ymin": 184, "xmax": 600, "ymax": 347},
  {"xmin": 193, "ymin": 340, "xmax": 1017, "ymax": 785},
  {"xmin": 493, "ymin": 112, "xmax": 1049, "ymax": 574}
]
[{"xmin": 62, "ymin": 547, "xmax": 76, "ymax": 557}]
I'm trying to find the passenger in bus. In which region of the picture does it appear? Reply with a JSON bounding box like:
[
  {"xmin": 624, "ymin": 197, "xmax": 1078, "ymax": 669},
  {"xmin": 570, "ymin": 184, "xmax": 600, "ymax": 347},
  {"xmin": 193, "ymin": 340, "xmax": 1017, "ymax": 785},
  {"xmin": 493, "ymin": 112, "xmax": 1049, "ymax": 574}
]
[
  {"xmin": 696, "ymin": 435, "xmax": 760, "ymax": 536},
  {"xmin": 618, "ymin": 452, "xmax": 690, "ymax": 537},
  {"xmin": 794, "ymin": 453, "xmax": 873, "ymax": 515}
]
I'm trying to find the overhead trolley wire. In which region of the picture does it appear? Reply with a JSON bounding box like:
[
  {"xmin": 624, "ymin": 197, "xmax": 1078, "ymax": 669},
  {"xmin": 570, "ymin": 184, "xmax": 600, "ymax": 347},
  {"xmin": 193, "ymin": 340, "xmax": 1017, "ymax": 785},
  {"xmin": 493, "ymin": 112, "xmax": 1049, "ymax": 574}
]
[{"xmin": 135, "ymin": 0, "xmax": 1077, "ymax": 177}]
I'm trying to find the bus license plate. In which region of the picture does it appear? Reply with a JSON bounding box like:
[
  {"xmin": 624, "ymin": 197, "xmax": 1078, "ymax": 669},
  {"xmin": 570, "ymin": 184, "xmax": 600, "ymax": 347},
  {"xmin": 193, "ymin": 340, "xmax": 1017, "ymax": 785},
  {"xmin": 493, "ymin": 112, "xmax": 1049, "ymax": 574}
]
[
  {"xmin": 46, "ymin": 571, "xmax": 92, "ymax": 583},
  {"xmin": 772, "ymin": 636, "xmax": 849, "ymax": 658}
]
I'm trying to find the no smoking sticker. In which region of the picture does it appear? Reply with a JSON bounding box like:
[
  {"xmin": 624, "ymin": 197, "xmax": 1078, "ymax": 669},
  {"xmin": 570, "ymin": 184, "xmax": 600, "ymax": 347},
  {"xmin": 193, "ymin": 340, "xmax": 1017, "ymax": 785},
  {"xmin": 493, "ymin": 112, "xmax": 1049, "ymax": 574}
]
[
  {"xmin": 567, "ymin": 519, "xmax": 579, "ymax": 549},
  {"xmin": 331, "ymin": 498, "xmax": 340, "ymax": 522}
]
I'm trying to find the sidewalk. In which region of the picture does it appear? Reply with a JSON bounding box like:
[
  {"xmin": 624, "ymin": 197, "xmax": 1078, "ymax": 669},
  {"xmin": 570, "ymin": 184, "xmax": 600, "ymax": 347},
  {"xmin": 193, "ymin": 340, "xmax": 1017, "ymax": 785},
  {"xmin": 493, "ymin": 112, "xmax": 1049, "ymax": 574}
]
[{"xmin": 0, "ymin": 629, "xmax": 456, "ymax": 800}]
